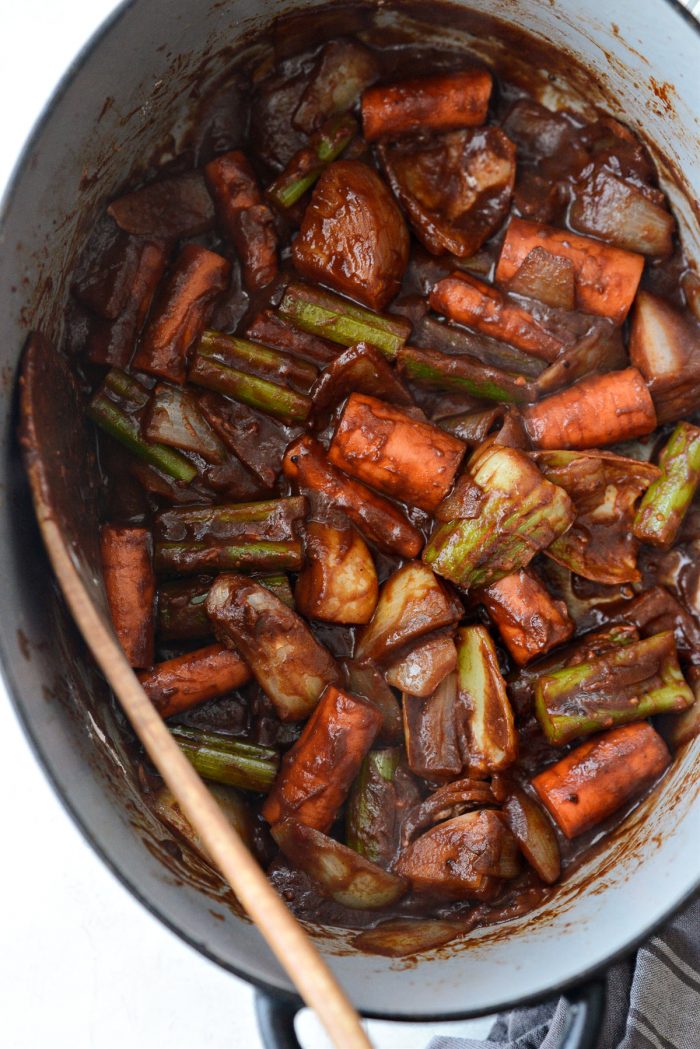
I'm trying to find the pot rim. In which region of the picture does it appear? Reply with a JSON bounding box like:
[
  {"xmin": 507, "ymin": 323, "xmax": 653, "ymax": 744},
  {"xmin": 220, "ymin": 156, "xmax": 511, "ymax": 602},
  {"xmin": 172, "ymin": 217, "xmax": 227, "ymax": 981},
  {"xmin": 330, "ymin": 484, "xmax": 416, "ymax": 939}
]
[{"xmin": 1, "ymin": 0, "xmax": 699, "ymax": 1023}]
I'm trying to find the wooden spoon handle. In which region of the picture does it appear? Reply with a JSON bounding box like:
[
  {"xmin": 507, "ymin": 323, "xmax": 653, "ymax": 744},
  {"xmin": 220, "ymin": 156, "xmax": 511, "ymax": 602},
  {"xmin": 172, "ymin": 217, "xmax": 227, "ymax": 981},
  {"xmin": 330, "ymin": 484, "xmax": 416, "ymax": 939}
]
[{"xmin": 35, "ymin": 512, "xmax": 373, "ymax": 1049}]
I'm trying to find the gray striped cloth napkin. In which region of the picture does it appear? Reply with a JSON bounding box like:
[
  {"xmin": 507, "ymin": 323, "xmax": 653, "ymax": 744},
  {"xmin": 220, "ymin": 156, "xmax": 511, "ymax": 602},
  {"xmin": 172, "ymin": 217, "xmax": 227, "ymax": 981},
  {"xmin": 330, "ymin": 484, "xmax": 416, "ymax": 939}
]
[{"xmin": 427, "ymin": 895, "xmax": 700, "ymax": 1049}]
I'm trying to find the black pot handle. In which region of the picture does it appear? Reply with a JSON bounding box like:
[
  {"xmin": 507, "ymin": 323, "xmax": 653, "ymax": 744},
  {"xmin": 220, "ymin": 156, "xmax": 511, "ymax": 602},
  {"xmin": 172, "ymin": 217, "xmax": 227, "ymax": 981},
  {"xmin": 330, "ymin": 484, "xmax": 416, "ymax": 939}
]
[{"xmin": 255, "ymin": 979, "xmax": 605, "ymax": 1049}]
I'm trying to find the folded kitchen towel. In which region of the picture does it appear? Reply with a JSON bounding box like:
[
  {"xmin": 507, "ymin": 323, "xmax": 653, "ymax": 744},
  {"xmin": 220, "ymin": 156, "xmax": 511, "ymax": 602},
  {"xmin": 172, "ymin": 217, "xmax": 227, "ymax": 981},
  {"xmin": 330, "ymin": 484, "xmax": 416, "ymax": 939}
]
[{"xmin": 427, "ymin": 893, "xmax": 700, "ymax": 1049}]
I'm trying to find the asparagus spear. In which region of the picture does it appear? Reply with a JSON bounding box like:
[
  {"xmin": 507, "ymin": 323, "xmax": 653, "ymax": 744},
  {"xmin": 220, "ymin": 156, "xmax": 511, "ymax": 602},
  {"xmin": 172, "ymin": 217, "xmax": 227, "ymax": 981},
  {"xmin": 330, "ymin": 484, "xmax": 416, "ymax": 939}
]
[
  {"xmin": 534, "ymin": 630, "xmax": 694, "ymax": 746},
  {"xmin": 346, "ymin": 748, "xmax": 402, "ymax": 865},
  {"xmin": 198, "ymin": 330, "xmax": 318, "ymax": 391},
  {"xmin": 423, "ymin": 443, "xmax": 575, "ymax": 589},
  {"xmin": 633, "ymin": 422, "xmax": 700, "ymax": 547},
  {"xmin": 268, "ymin": 113, "xmax": 358, "ymax": 209},
  {"xmin": 171, "ymin": 726, "xmax": 279, "ymax": 792},
  {"xmin": 278, "ymin": 281, "xmax": 411, "ymax": 358},
  {"xmin": 88, "ymin": 370, "xmax": 198, "ymax": 483},
  {"xmin": 154, "ymin": 539, "xmax": 303, "ymax": 575},
  {"xmin": 397, "ymin": 344, "xmax": 534, "ymax": 404},
  {"xmin": 155, "ymin": 496, "xmax": 306, "ymax": 543},
  {"xmin": 189, "ymin": 337, "xmax": 312, "ymax": 425}
]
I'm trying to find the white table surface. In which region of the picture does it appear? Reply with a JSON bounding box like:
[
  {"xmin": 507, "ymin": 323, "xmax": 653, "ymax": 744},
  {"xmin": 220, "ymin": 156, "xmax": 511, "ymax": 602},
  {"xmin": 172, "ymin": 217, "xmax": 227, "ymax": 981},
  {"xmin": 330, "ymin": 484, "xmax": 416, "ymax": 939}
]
[{"xmin": 0, "ymin": 4, "xmax": 496, "ymax": 1046}]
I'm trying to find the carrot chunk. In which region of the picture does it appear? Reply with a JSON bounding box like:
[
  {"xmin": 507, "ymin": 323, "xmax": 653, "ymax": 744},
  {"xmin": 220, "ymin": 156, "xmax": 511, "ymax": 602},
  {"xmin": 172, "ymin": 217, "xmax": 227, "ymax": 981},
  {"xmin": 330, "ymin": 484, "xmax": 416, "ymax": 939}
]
[
  {"xmin": 282, "ymin": 435, "xmax": 423, "ymax": 558},
  {"xmin": 480, "ymin": 569, "xmax": 573, "ymax": 666},
  {"xmin": 532, "ymin": 722, "xmax": 670, "ymax": 838},
  {"xmin": 523, "ymin": 368, "xmax": 657, "ymax": 450},
  {"xmin": 138, "ymin": 643, "xmax": 251, "ymax": 718},
  {"xmin": 361, "ymin": 70, "xmax": 492, "ymax": 141},
  {"xmin": 132, "ymin": 244, "xmax": 230, "ymax": 383},
  {"xmin": 429, "ymin": 272, "xmax": 564, "ymax": 361},
  {"xmin": 204, "ymin": 151, "xmax": 278, "ymax": 291},
  {"xmin": 100, "ymin": 525, "xmax": 155, "ymax": 668},
  {"xmin": 495, "ymin": 217, "xmax": 644, "ymax": 324},
  {"xmin": 262, "ymin": 684, "xmax": 382, "ymax": 831},
  {"xmin": 328, "ymin": 393, "xmax": 465, "ymax": 512}
]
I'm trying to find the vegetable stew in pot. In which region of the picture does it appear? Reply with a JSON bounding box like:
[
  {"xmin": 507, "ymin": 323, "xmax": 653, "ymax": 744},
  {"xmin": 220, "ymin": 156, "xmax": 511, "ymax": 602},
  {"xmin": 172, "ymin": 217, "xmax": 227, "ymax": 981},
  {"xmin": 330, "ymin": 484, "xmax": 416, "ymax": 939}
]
[{"xmin": 25, "ymin": 19, "xmax": 700, "ymax": 958}]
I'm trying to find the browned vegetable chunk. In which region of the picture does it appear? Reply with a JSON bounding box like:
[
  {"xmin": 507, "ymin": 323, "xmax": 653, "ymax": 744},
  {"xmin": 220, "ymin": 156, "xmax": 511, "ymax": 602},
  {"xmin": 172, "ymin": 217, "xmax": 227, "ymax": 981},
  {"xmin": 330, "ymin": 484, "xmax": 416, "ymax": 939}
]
[
  {"xmin": 456, "ymin": 625, "xmax": 517, "ymax": 774},
  {"xmin": 100, "ymin": 525, "xmax": 155, "ymax": 669},
  {"xmin": 379, "ymin": 127, "xmax": 515, "ymax": 257},
  {"xmin": 355, "ymin": 561, "xmax": 463, "ymax": 664},
  {"xmin": 262, "ymin": 684, "xmax": 382, "ymax": 830},
  {"xmin": 310, "ymin": 342, "xmax": 413, "ymax": 416},
  {"xmin": 532, "ymin": 722, "xmax": 670, "ymax": 838},
  {"xmin": 205, "ymin": 574, "xmax": 339, "ymax": 720},
  {"xmin": 532, "ymin": 450, "xmax": 660, "ymax": 584},
  {"xmin": 293, "ymin": 39, "xmax": 379, "ymax": 133},
  {"xmin": 569, "ymin": 168, "xmax": 674, "ymax": 257},
  {"xmin": 132, "ymin": 245, "xmax": 230, "ymax": 383},
  {"xmin": 502, "ymin": 788, "xmax": 561, "ymax": 884},
  {"xmin": 361, "ymin": 69, "xmax": 492, "ymax": 141},
  {"xmin": 328, "ymin": 393, "xmax": 465, "ymax": 512},
  {"xmin": 295, "ymin": 521, "xmax": 378, "ymax": 624},
  {"xmin": 85, "ymin": 241, "xmax": 168, "ymax": 368},
  {"xmin": 107, "ymin": 171, "xmax": 215, "ymax": 239},
  {"xmin": 292, "ymin": 160, "xmax": 409, "ymax": 311},
  {"xmin": 137, "ymin": 643, "xmax": 251, "ymax": 718},
  {"xmin": 271, "ymin": 819, "xmax": 407, "ymax": 909},
  {"xmin": 282, "ymin": 435, "xmax": 423, "ymax": 558},
  {"xmin": 628, "ymin": 291, "xmax": 700, "ymax": 423},
  {"xmin": 204, "ymin": 151, "xmax": 278, "ymax": 291},
  {"xmin": 403, "ymin": 671, "xmax": 463, "ymax": 780},
  {"xmin": 504, "ymin": 247, "xmax": 575, "ymax": 312},
  {"xmin": 395, "ymin": 810, "xmax": 519, "ymax": 898},
  {"xmin": 343, "ymin": 660, "xmax": 404, "ymax": 745},
  {"xmin": 385, "ymin": 635, "xmax": 457, "ymax": 697},
  {"xmin": 480, "ymin": 569, "xmax": 574, "ymax": 666}
]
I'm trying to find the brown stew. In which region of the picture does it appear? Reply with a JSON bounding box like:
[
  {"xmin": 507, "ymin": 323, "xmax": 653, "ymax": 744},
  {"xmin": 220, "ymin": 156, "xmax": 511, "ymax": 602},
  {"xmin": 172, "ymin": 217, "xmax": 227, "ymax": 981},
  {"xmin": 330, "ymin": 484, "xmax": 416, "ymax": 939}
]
[{"xmin": 36, "ymin": 14, "xmax": 700, "ymax": 956}]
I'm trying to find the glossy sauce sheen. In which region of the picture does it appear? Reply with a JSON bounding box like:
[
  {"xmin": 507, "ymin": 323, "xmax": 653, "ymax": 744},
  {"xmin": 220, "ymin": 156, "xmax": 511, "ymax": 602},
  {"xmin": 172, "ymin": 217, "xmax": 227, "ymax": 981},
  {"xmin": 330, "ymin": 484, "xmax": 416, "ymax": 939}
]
[{"xmin": 59, "ymin": 6, "xmax": 700, "ymax": 944}]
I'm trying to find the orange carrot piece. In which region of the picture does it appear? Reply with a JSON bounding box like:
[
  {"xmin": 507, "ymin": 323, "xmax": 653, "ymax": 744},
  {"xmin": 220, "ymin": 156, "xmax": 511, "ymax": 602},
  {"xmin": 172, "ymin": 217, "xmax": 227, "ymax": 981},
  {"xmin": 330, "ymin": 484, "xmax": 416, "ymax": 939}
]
[
  {"xmin": 100, "ymin": 525, "xmax": 155, "ymax": 669},
  {"xmin": 328, "ymin": 393, "xmax": 465, "ymax": 512},
  {"xmin": 283, "ymin": 434, "xmax": 423, "ymax": 558},
  {"xmin": 480, "ymin": 569, "xmax": 574, "ymax": 666},
  {"xmin": 204, "ymin": 151, "xmax": 278, "ymax": 291},
  {"xmin": 429, "ymin": 272, "xmax": 564, "ymax": 362},
  {"xmin": 523, "ymin": 368, "xmax": 657, "ymax": 450},
  {"xmin": 361, "ymin": 70, "xmax": 492, "ymax": 141},
  {"xmin": 262, "ymin": 684, "xmax": 382, "ymax": 831},
  {"xmin": 132, "ymin": 244, "xmax": 230, "ymax": 383},
  {"xmin": 532, "ymin": 722, "xmax": 670, "ymax": 838},
  {"xmin": 137, "ymin": 643, "xmax": 251, "ymax": 719},
  {"xmin": 495, "ymin": 217, "xmax": 644, "ymax": 324}
]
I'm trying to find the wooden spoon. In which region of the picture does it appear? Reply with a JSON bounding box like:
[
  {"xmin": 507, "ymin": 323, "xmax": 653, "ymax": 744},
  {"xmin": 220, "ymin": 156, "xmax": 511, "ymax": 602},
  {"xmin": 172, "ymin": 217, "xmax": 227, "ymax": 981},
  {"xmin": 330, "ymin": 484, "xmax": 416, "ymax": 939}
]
[{"xmin": 19, "ymin": 335, "xmax": 373, "ymax": 1049}]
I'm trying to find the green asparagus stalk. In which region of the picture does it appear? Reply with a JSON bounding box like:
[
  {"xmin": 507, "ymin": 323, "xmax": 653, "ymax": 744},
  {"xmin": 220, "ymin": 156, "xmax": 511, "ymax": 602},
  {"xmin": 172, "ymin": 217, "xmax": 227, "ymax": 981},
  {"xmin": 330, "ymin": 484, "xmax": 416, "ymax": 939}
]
[
  {"xmin": 171, "ymin": 726, "xmax": 279, "ymax": 792},
  {"xmin": 88, "ymin": 370, "xmax": 198, "ymax": 483},
  {"xmin": 155, "ymin": 539, "xmax": 303, "ymax": 575},
  {"xmin": 423, "ymin": 443, "xmax": 575, "ymax": 589},
  {"xmin": 198, "ymin": 330, "xmax": 318, "ymax": 391},
  {"xmin": 189, "ymin": 340, "xmax": 312, "ymax": 425},
  {"xmin": 346, "ymin": 748, "xmax": 401, "ymax": 864},
  {"xmin": 278, "ymin": 282, "xmax": 411, "ymax": 358},
  {"xmin": 397, "ymin": 345, "xmax": 534, "ymax": 404},
  {"xmin": 534, "ymin": 630, "xmax": 694, "ymax": 746},
  {"xmin": 268, "ymin": 113, "xmax": 357, "ymax": 209},
  {"xmin": 633, "ymin": 422, "xmax": 700, "ymax": 546},
  {"xmin": 155, "ymin": 496, "xmax": 306, "ymax": 542}
]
